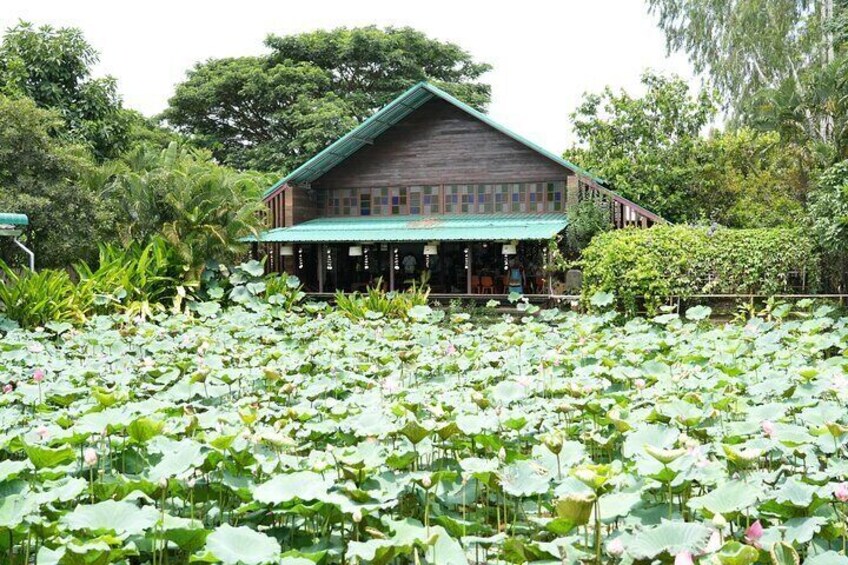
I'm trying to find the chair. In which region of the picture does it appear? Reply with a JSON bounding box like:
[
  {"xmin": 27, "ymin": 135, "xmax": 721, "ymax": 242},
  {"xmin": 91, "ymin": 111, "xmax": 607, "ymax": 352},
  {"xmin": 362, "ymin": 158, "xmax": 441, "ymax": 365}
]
[
  {"xmin": 470, "ymin": 275, "xmax": 481, "ymax": 294},
  {"xmin": 480, "ymin": 276, "xmax": 494, "ymax": 294}
]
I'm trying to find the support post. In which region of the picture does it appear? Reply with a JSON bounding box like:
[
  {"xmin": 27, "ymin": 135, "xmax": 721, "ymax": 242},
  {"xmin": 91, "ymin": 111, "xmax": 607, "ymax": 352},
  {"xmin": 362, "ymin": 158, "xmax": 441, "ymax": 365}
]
[
  {"xmin": 318, "ymin": 244, "xmax": 324, "ymax": 294},
  {"xmin": 546, "ymin": 247, "xmax": 553, "ymax": 296},
  {"xmin": 389, "ymin": 245, "xmax": 395, "ymax": 292},
  {"xmin": 466, "ymin": 244, "xmax": 473, "ymax": 295}
]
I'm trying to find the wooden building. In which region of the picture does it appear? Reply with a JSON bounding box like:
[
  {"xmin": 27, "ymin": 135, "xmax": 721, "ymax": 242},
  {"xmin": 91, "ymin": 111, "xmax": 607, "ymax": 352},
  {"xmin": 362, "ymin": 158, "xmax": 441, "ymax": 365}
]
[{"xmin": 254, "ymin": 82, "xmax": 661, "ymax": 296}]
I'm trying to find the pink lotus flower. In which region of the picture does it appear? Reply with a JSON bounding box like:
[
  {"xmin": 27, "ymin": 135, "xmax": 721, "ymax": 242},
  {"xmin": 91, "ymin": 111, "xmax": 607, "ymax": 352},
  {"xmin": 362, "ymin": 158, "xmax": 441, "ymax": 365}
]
[
  {"xmin": 761, "ymin": 420, "xmax": 776, "ymax": 438},
  {"xmin": 634, "ymin": 378, "xmax": 646, "ymax": 390},
  {"xmin": 445, "ymin": 343, "xmax": 456, "ymax": 355},
  {"xmin": 607, "ymin": 537, "xmax": 625, "ymax": 556},
  {"xmin": 745, "ymin": 520, "xmax": 764, "ymax": 545},
  {"xmin": 835, "ymin": 482, "xmax": 848, "ymax": 502},
  {"xmin": 36, "ymin": 426, "xmax": 49, "ymax": 440},
  {"xmin": 83, "ymin": 448, "xmax": 98, "ymax": 467},
  {"xmin": 33, "ymin": 369, "xmax": 44, "ymax": 383},
  {"xmin": 674, "ymin": 551, "xmax": 694, "ymax": 565},
  {"xmin": 2, "ymin": 384, "xmax": 12, "ymax": 394}
]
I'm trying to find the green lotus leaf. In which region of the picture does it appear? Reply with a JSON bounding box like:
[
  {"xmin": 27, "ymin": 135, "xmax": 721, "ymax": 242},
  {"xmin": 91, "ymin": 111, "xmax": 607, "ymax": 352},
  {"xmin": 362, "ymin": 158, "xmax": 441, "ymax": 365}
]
[
  {"xmin": 204, "ymin": 523, "xmax": 281, "ymax": 565},
  {"xmin": 62, "ymin": 500, "xmax": 158, "ymax": 536},
  {"xmin": 254, "ymin": 471, "xmax": 333, "ymax": 505},
  {"xmin": 715, "ymin": 541, "xmax": 760, "ymax": 565},
  {"xmin": 626, "ymin": 520, "xmax": 712, "ymax": 559},
  {"xmin": 689, "ymin": 480, "xmax": 763, "ymax": 517},
  {"xmin": 22, "ymin": 441, "xmax": 75, "ymax": 469},
  {"xmin": 127, "ymin": 416, "xmax": 165, "ymax": 444},
  {"xmin": 770, "ymin": 541, "xmax": 800, "ymax": 565},
  {"xmin": 555, "ymin": 492, "xmax": 596, "ymax": 526}
]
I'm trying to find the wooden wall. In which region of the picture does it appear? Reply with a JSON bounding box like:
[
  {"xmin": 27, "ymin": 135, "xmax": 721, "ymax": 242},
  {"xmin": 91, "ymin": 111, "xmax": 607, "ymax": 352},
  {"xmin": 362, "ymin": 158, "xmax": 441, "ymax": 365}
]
[{"xmin": 312, "ymin": 98, "xmax": 571, "ymax": 189}]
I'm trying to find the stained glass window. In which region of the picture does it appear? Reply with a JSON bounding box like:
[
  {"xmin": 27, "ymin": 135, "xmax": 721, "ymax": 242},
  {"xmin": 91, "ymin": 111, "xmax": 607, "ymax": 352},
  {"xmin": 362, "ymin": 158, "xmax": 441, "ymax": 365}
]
[
  {"xmin": 372, "ymin": 188, "xmax": 389, "ymax": 216},
  {"xmin": 510, "ymin": 183, "xmax": 527, "ymax": 213},
  {"xmin": 545, "ymin": 181, "xmax": 564, "ymax": 212},
  {"xmin": 444, "ymin": 185, "xmax": 459, "ymax": 213},
  {"xmin": 528, "ymin": 183, "xmax": 545, "ymax": 212},
  {"xmin": 422, "ymin": 186, "xmax": 440, "ymax": 214}
]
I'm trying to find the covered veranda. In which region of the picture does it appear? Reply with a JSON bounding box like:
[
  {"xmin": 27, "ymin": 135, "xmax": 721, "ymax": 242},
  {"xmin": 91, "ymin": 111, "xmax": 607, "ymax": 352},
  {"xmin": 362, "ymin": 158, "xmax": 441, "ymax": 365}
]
[{"xmin": 252, "ymin": 214, "xmax": 568, "ymax": 297}]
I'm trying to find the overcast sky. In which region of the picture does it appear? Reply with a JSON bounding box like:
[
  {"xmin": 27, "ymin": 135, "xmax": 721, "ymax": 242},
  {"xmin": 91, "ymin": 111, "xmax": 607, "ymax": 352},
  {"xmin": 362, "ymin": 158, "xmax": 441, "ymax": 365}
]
[{"xmin": 1, "ymin": 0, "xmax": 697, "ymax": 154}]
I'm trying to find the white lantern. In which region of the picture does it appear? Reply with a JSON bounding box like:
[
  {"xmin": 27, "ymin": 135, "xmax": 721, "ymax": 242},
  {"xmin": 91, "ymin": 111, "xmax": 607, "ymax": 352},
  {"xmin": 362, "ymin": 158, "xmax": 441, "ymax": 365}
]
[
  {"xmin": 279, "ymin": 245, "xmax": 294, "ymax": 256},
  {"xmin": 501, "ymin": 243, "xmax": 517, "ymax": 255},
  {"xmin": 349, "ymin": 245, "xmax": 363, "ymax": 256}
]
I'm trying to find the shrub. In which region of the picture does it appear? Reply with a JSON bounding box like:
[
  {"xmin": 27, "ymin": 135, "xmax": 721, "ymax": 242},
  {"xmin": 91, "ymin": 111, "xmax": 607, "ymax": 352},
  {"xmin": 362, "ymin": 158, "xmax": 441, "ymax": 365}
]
[
  {"xmin": 581, "ymin": 225, "xmax": 820, "ymax": 314},
  {"xmin": 334, "ymin": 277, "xmax": 430, "ymax": 321},
  {"xmin": 565, "ymin": 199, "xmax": 612, "ymax": 255},
  {"xmin": 0, "ymin": 262, "xmax": 85, "ymax": 327}
]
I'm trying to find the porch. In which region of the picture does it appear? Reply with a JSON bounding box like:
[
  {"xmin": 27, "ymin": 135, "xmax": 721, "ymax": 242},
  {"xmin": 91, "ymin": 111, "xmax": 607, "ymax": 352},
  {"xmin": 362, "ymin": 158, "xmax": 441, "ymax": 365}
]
[{"xmin": 252, "ymin": 213, "xmax": 568, "ymax": 295}]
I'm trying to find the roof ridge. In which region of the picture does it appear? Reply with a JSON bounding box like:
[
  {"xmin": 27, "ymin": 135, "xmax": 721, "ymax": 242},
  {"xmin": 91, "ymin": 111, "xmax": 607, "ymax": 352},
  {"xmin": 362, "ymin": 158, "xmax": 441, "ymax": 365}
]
[{"xmin": 263, "ymin": 81, "xmax": 606, "ymax": 199}]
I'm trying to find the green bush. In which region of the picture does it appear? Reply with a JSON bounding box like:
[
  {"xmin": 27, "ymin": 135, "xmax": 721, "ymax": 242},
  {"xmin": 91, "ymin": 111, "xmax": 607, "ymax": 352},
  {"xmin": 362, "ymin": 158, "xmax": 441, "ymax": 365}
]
[
  {"xmin": 581, "ymin": 225, "xmax": 820, "ymax": 314},
  {"xmin": 0, "ymin": 262, "xmax": 86, "ymax": 327},
  {"xmin": 334, "ymin": 277, "xmax": 430, "ymax": 321}
]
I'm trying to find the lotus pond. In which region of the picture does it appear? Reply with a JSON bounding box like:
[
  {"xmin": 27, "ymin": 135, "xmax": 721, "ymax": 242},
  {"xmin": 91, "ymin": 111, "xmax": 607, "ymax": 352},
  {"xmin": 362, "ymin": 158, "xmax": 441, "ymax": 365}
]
[{"xmin": 3, "ymin": 299, "xmax": 848, "ymax": 564}]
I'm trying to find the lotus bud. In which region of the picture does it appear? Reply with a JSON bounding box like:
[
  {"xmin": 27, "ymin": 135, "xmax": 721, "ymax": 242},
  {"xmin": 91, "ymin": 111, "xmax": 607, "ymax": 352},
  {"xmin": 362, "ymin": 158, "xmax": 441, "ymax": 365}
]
[
  {"xmin": 498, "ymin": 447, "xmax": 507, "ymax": 461},
  {"xmin": 187, "ymin": 477, "xmax": 196, "ymax": 488},
  {"xmin": 607, "ymin": 537, "xmax": 625, "ymax": 556},
  {"xmin": 2, "ymin": 384, "xmax": 12, "ymax": 394},
  {"xmin": 83, "ymin": 447, "xmax": 98, "ymax": 466},
  {"xmin": 744, "ymin": 520, "xmax": 764, "ymax": 544},
  {"xmin": 835, "ymin": 482, "xmax": 848, "ymax": 502},
  {"xmin": 159, "ymin": 477, "xmax": 169, "ymax": 489},
  {"xmin": 421, "ymin": 475, "xmax": 432, "ymax": 489},
  {"xmin": 36, "ymin": 426, "xmax": 49, "ymax": 440},
  {"xmin": 281, "ymin": 383, "xmax": 296, "ymax": 395},
  {"xmin": 33, "ymin": 369, "xmax": 44, "ymax": 383},
  {"xmin": 761, "ymin": 420, "xmax": 776, "ymax": 438},
  {"xmin": 543, "ymin": 433, "xmax": 563, "ymax": 455},
  {"xmin": 712, "ymin": 513, "xmax": 728, "ymax": 528},
  {"xmin": 352, "ymin": 509, "xmax": 363, "ymax": 523},
  {"xmin": 634, "ymin": 378, "xmax": 646, "ymax": 390}
]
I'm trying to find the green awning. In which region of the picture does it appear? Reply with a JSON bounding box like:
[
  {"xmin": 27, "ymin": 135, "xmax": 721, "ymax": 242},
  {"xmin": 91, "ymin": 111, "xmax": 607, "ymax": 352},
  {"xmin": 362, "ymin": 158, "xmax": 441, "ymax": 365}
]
[
  {"xmin": 0, "ymin": 213, "xmax": 28, "ymax": 226},
  {"xmin": 250, "ymin": 214, "xmax": 568, "ymax": 243}
]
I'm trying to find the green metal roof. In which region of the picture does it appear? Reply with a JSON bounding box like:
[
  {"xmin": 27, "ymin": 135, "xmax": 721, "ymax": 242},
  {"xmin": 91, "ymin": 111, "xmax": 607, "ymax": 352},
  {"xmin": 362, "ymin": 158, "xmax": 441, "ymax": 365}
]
[
  {"xmin": 250, "ymin": 213, "xmax": 568, "ymax": 243},
  {"xmin": 263, "ymin": 81, "xmax": 604, "ymax": 199},
  {"xmin": 0, "ymin": 213, "xmax": 28, "ymax": 226}
]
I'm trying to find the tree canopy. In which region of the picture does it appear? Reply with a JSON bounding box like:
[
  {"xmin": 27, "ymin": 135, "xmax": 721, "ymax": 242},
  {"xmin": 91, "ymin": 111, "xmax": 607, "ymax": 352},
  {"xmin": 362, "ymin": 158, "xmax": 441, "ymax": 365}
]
[
  {"xmin": 163, "ymin": 26, "xmax": 491, "ymax": 172},
  {"xmin": 0, "ymin": 21, "xmax": 136, "ymax": 160}
]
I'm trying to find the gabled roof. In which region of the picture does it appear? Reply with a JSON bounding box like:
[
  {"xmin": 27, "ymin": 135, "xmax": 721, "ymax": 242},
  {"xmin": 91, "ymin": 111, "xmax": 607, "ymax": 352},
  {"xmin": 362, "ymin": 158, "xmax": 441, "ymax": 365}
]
[{"xmin": 263, "ymin": 81, "xmax": 604, "ymax": 199}]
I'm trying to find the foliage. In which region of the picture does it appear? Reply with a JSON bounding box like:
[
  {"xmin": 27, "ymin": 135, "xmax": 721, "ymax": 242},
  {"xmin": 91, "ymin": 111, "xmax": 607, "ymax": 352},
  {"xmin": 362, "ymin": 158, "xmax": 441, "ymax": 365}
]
[
  {"xmin": 808, "ymin": 159, "xmax": 848, "ymax": 256},
  {"xmin": 164, "ymin": 26, "xmax": 491, "ymax": 171},
  {"xmin": 1, "ymin": 297, "xmax": 848, "ymax": 562},
  {"xmin": 99, "ymin": 142, "xmax": 268, "ymax": 281},
  {"xmin": 646, "ymin": 0, "xmax": 834, "ymax": 118},
  {"xmin": 200, "ymin": 260, "xmax": 305, "ymax": 313},
  {"xmin": 564, "ymin": 199, "xmax": 612, "ymax": 254},
  {"xmin": 0, "ymin": 94, "xmax": 113, "ymax": 268},
  {"xmin": 581, "ymin": 225, "xmax": 820, "ymax": 314},
  {"xmin": 0, "ymin": 21, "xmax": 134, "ymax": 160},
  {"xmin": 75, "ymin": 237, "xmax": 188, "ymax": 319},
  {"xmin": 564, "ymin": 72, "xmax": 717, "ymax": 222},
  {"xmin": 566, "ymin": 72, "xmax": 809, "ymax": 225},
  {"xmin": 334, "ymin": 276, "xmax": 430, "ymax": 320},
  {"xmin": 0, "ymin": 260, "xmax": 84, "ymax": 327}
]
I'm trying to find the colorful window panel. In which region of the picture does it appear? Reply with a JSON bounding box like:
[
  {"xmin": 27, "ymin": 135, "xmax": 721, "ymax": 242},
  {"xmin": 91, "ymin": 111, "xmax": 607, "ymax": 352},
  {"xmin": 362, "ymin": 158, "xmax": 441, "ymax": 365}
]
[
  {"xmin": 493, "ymin": 184, "xmax": 510, "ymax": 212},
  {"xmin": 359, "ymin": 191, "xmax": 371, "ymax": 216},
  {"xmin": 421, "ymin": 186, "xmax": 440, "ymax": 214},
  {"xmin": 476, "ymin": 184, "xmax": 493, "ymax": 213},
  {"xmin": 510, "ymin": 183, "xmax": 527, "ymax": 213},
  {"xmin": 444, "ymin": 185, "xmax": 460, "ymax": 213},
  {"xmin": 528, "ymin": 183, "xmax": 545, "ymax": 212},
  {"xmin": 546, "ymin": 181, "xmax": 564, "ymax": 212},
  {"xmin": 372, "ymin": 188, "xmax": 389, "ymax": 216},
  {"xmin": 458, "ymin": 184, "xmax": 474, "ymax": 213},
  {"xmin": 390, "ymin": 187, "xmax": 407, "ymax": 215},
  {"xmin": 408, "ymin": 187, "xmax": 422, "ymax": 215}
]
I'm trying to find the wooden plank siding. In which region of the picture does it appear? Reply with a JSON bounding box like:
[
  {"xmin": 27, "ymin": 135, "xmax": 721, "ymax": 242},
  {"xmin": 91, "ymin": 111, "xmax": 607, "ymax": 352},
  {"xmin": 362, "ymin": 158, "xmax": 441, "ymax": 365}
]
[{"xmin": 312, "ymin": 98, "xmax": 569, "ymax": 189}]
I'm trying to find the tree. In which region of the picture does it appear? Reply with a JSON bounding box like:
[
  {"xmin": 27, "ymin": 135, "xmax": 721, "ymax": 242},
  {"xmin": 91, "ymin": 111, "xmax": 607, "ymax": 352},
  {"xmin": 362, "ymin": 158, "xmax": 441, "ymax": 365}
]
[
  {"xmin": 0, "ymin": 95, "xmax": 112, "ymax": 268},
  {"xmin": 564, "ymin": 72, "xmax": 717, "ymax": 222},
  {"xmin": 646, "ymin": 0, "xmax": 848, "ymax": 162},
  {"xmin": 164, "ymin": 26, "xmax": 491, "ymax": 172},
  {"xmin": 0, "ymin": 21, "xmax": 134, "ymax": 160},
  {"xmin": 102, "ymin": 142, "xmax": 269, "ymax": 280},
  {"xmin": 565, "ymin": 72, "xmax": 806, "ymax": 226}
]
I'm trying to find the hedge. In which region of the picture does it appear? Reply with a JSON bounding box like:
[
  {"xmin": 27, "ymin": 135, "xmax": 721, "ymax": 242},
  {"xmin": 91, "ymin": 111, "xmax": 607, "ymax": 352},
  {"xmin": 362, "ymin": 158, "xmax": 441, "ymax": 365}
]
[{"xmin": 581, "ymin": 226, "xmax": 820, "ymax": 314}]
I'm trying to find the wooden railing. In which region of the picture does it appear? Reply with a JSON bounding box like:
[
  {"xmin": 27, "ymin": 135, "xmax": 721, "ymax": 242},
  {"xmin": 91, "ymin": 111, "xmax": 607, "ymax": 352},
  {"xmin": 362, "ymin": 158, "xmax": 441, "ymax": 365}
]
[{"xmin": 578, "ymin": 178, "xmax": 664, "ymax": 228}]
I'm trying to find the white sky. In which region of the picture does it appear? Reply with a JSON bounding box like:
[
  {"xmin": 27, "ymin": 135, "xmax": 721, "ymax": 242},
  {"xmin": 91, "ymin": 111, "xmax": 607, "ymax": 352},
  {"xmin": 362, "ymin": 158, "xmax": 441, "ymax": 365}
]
[{"xmin": 0, "ymin": 0, "xmax": 698, "ymax": 154}]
